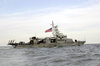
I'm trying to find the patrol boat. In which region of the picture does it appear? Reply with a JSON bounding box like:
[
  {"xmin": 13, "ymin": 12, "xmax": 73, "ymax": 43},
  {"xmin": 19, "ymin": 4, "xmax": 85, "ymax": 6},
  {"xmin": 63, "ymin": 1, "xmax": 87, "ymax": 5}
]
[{"xmin": 7, "ymin": 21, "xmax": 86, "ymax": 48}]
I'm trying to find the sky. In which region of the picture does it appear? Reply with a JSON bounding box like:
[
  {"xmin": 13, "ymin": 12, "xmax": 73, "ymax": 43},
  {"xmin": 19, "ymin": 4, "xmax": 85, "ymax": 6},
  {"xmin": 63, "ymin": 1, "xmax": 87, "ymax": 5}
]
[{"xmin": 0, "ymin": 0, "xmax": 100, "ymax": 46}]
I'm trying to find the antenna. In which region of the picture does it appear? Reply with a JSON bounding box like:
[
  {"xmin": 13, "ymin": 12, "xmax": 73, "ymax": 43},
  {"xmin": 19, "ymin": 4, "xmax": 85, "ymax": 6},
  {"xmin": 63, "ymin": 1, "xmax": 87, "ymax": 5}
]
[
  {"xmin": 35, "ymin": 33, "xmax": 36, "ymax": 37},
  {"xmin": 84, "ymin": 36, "xmax": 86, "ymax": 41}
]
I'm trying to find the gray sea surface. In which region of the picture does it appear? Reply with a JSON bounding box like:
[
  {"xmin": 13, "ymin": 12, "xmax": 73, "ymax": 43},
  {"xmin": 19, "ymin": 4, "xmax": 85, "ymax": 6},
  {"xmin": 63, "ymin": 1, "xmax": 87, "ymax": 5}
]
[{"xmin": 0, "ymin": 44, "xmax": 100, "ymax": 66}]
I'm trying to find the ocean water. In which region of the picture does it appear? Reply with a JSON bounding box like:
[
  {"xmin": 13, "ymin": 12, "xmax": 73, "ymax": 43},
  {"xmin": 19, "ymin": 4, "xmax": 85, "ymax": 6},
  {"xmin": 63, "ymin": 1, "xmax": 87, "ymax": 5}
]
[{"xmin": 0, "ymin": 44, "xmax": 100, "ymax": 66}]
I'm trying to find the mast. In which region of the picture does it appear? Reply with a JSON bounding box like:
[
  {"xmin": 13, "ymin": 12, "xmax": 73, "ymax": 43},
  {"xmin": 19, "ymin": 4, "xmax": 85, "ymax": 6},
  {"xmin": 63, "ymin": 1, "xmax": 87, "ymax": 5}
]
[
  {"xmin": 51, "ymin": 21, "xmax": 59, "ymax": 37},
  {"xmin": 51, "ymin": 21, "xmax": 55, "ymax": 37},
  {"xmin": 51, "ymin": 21, "xmax": 66, "ymax": 38}
]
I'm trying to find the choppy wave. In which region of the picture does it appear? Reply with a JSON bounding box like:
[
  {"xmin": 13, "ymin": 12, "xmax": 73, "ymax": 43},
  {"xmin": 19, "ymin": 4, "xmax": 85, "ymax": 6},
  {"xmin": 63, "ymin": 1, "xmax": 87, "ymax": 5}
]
[{"xmin": 0, "ymin": 44, "xmax": 100, "ymax": 66}]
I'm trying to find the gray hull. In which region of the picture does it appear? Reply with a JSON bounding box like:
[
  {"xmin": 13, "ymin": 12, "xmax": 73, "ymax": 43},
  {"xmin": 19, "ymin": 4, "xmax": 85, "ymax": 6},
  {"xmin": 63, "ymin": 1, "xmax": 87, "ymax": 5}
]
[{"xmin": 11, "ymin": 41, "xmax": 85, "ymax": 48}]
